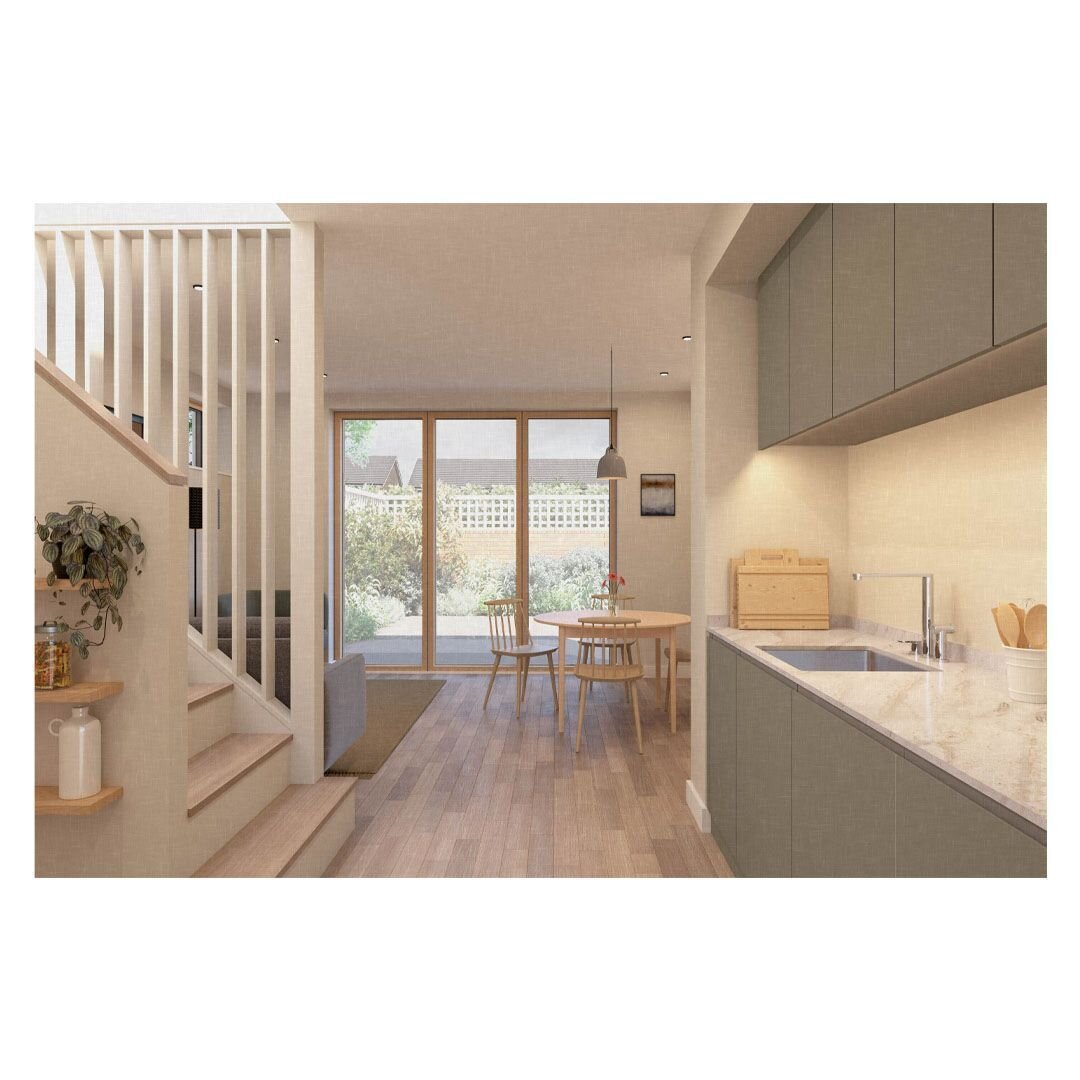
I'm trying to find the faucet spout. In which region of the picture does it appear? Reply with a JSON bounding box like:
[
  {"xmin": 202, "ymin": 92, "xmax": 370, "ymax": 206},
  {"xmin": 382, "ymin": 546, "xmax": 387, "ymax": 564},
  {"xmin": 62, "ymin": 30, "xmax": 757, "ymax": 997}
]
[{"xmin": 851, "ymin": 571, "xmax": 936, "ymax": 657}]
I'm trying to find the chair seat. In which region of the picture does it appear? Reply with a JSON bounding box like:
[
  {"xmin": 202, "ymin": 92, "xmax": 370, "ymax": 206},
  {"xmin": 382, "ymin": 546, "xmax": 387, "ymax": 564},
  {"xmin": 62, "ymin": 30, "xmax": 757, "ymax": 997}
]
[
  {"xmin": 493, "ymin": 642, "xmax": 558, "ymax": 658},
  {"xmin": 664, "ymin": 647, "xmax": 692, "ymax": 662},
  {"xmin": 575, "ymin": 663, "xmax": 644, "ymax": 683}
]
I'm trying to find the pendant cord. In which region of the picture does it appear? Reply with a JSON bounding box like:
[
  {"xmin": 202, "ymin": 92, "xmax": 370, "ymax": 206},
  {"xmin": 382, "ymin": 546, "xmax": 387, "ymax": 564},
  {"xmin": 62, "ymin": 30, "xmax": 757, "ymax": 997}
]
[{"xmin": 609, "ymin": 345, "xmax": 614, "ymax": 441}]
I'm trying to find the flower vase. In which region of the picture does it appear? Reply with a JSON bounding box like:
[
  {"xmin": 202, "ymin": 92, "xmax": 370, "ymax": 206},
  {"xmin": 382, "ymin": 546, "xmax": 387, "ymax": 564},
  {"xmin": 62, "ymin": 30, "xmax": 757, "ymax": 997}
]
[{"xmin": 608, "ymin": 594, "xmax": 619, "ymax": 616}]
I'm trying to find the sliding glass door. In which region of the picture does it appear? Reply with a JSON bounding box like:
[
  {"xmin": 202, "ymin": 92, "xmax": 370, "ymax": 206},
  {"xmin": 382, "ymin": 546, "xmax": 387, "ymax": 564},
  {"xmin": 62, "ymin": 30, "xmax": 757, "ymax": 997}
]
[
  {"xmin": 335, "ymin": 411, "xmax": 615, "ymax": 669},
  {"xmin": 339, "ymin": 416, "xmax": 424, "ymax": 666},
  {"xmin": 434, "ymin": 417, "xmax": 518, "ymax": 665}
]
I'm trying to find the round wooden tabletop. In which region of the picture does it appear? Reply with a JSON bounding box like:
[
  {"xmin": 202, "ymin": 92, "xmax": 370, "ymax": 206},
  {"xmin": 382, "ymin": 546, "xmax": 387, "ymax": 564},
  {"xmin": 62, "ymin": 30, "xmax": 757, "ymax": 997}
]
[{"xmin": 534, "ymin": 610, "xmax": 690, "ymax": 630}]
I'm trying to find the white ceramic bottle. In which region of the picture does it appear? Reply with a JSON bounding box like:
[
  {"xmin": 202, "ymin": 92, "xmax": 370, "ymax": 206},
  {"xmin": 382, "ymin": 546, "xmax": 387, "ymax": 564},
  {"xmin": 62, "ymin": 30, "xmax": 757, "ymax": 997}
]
[{"xmin": 48, "ymin": 706, "xmax": 102, "ymax": 800}]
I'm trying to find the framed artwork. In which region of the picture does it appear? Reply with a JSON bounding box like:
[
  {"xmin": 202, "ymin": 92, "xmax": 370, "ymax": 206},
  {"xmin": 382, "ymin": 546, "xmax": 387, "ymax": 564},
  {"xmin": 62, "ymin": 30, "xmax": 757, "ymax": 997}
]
[{"xmin": 640, "ymin": 473, "xmax": 676, "ymax": 516}]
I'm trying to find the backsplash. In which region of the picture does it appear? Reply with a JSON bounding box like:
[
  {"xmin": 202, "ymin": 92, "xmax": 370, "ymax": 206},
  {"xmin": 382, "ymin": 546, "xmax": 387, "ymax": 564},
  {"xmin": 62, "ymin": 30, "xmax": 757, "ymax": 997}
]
[{"xmin": 846, "ymin": 386, "xmax": 1046, "ymax": 654}]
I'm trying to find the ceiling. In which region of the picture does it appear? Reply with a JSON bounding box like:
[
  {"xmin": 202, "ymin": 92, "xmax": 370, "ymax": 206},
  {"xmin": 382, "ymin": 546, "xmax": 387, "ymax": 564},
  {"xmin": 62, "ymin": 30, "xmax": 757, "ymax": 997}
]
[{"xmin": 278, "ymin": 203, "xmax": 714, "ymax": 394}]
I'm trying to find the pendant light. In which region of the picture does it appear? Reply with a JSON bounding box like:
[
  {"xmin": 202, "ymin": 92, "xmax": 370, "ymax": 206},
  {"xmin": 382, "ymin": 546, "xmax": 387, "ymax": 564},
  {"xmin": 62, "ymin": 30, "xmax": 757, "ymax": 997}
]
[{"xmin": 596, "ymin": 345, "xmax": 627, "ymax": 480}]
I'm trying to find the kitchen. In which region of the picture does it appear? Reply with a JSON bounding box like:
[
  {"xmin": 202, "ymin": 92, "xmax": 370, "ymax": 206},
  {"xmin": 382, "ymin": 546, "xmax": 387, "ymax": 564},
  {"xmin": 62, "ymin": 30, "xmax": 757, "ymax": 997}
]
[{"xmin": 690, "ymin": 204, "xmax": 1046, "ymax": 876}]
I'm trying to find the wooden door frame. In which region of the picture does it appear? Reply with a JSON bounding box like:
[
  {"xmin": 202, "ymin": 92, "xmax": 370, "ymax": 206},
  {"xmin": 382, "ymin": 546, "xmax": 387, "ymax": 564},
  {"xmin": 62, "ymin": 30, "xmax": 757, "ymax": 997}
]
[{"xmin": 333, "ymin": 408, "xmax": 617, "ymax": 672}]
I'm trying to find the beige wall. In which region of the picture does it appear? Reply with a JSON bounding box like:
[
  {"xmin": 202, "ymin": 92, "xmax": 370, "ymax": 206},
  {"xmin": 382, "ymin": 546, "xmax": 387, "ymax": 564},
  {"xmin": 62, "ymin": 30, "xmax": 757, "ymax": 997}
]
[
  {"xmin": 848, "ymin": 386, "xmax": 1046, "ymax": 652},
  {"xmin": 36, "ymin": 375, "xmax": 189, "ymax": 876}
]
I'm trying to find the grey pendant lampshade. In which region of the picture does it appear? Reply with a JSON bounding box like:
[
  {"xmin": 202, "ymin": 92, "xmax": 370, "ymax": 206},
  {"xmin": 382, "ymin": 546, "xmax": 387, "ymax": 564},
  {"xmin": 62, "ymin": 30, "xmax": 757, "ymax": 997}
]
[{"xmin": 596, "ymin": 345, "xmax": 627, "ymax": 480}]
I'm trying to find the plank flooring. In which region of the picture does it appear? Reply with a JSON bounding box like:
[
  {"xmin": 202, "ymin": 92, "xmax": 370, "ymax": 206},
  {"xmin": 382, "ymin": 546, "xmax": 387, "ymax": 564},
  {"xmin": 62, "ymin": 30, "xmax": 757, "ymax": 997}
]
[{"xmin": 326, "ymin": 672, "xmax": 732, "ymax": 878}]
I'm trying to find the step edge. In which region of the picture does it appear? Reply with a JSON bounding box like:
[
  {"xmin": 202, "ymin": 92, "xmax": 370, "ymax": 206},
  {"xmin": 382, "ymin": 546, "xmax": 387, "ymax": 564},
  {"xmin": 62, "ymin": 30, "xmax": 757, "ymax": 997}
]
[
  {"xmin": 186, "ymin": 733, "xmax": 293, "ymax": 817},
  {"xmin": 187, "ymin": 682, "xmax": 234, "ymax": 708},
  {"xmin": 194, "ymin": 776, "xmax": 358, "ymax": 878}
]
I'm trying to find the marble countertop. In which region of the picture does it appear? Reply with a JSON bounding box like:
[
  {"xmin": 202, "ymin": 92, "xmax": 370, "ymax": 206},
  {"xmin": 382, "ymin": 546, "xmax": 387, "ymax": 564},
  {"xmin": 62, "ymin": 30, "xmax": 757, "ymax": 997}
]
[{"xmin": 707, "ymin": 623, "xmax": 1046, "ymax": 830}]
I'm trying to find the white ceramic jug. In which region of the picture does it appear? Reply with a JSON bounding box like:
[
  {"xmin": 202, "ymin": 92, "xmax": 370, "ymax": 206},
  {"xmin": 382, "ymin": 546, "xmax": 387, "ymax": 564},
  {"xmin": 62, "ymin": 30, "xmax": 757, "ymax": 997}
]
[{"xmin": 48, "ymin": 706, "xmax": 102, "ymax": 800}]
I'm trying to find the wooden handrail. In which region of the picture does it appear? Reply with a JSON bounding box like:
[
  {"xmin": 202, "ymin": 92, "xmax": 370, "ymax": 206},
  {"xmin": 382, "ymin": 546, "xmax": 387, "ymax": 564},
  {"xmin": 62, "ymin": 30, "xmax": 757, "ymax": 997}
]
[{"xmin": 35, "ymin": 352, "xmax": 187, "ymax": 487}]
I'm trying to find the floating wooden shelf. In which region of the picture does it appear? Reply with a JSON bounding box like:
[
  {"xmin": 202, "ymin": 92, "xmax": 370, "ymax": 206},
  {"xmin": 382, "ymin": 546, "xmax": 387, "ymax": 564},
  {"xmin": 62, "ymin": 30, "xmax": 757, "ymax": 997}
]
[
  {"xmin": 35, "ymin": 785, "xmax": 123, "ymax": 815},
  {"xmin": 35, "ymin": 577, "xmax": 108, "ymax": 591},
  {"xmin": 35, "ymin": 681, "xmax": 123, "ymax": 704}
]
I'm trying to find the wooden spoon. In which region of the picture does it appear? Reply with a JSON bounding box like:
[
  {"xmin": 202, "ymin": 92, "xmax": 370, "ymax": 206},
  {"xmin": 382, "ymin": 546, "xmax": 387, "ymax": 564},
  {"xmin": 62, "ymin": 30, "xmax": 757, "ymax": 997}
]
[
  {"xmin": 996, "ymin": 602, "xmax": 1022, "ymax": 648},
  {"xmin": 1008, "ymin": 602, "xmax": 1029, "ymax": 648},
  {"xmin": 991, "ymin": 606, "xmax": 1011, "ymax": 646},
  {"xmin": 1024, "ymin": 603, "xmax": 1047, "ymax": 649}
]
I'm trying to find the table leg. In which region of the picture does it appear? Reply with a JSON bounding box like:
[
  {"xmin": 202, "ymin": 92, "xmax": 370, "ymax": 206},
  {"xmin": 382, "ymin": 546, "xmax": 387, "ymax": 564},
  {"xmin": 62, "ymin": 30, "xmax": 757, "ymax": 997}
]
[
  {"xmin": 654, "ymin": 638, "xmax": 662, "ymax": 707},
  {"xmin": 557, "ymin": 627, "xmax": 567, "ymax": 734},
  {"xmin": 668, "ymin": 627, "xmax": 678, "ymax": 733}
]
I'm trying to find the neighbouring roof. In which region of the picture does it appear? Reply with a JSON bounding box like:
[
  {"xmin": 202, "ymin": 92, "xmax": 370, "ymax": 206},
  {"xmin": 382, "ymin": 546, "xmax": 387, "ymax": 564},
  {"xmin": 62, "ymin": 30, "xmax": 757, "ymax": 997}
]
[
  {"xmin": 343, "ymin": 454, "xmax": 403, "ymax": 486},
  {"xmin": 408, "ymin": 458, "xmax": 599, "ymax": 487}
]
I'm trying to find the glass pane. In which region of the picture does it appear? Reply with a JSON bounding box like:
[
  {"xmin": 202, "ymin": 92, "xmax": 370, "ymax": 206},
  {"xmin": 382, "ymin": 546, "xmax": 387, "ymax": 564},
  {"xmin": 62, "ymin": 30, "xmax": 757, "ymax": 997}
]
[
  {"xmin": 527, "ymin": 418, "xmax": 611, "ymax": 651},
  {"xmin": 341, "ymin": 418, "xmax": 424, "ymax": 666},
  {"xmin": 434, "ymin": 418, "xmax": 517, "ymax": 665}
]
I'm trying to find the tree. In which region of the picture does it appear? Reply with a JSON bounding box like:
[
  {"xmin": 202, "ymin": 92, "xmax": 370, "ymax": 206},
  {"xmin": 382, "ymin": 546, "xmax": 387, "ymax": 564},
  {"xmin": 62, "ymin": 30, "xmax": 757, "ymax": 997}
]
[{"xmin": 343, "ymin": 419, "xmax": 376, "ymax": 468}]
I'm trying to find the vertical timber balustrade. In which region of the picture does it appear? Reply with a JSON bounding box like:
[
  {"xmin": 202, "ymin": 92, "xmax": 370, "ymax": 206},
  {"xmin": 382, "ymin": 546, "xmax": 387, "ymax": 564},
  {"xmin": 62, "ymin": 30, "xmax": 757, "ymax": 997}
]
[
  {"xmin": 143, "ymin": 230, "xmax": 164, "ymax": 455},
  {"xmin": 260, "ymin": 229, "xmax": 276, "ymax": 702},
  {"xmin": 35, "ymin": 234, "xmax": 50, "ymax": 360},
  {"xmin": 84, "ymin": 230, "xmax": 106, "ymax": 403},
  {"xmin": 55, "ymin": 232, "xmax": 78, "ymax": 381},
  {"xmin": 289, "ymin": 222, "xmax": 325, "ymax": 782},
  {"xmin": 230, "ymin": 230, "xmax": 248, "ymax": 677},
  {"xmin": 201, "ymin": 231, "xmax": 220, "ymax": 650},
  {"xmin": 113, "ymin": 230, "xmax": 133, "ymax": 431},
  {"xmin": 172, "ymin": 229, "xmax": 190, "ymax": 468}
]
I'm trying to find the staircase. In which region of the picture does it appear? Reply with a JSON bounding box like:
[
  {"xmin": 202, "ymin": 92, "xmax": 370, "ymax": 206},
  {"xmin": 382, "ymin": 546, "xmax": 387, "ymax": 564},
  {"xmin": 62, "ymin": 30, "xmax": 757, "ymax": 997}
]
[{"xmin": 184, "ymin": 675, "xmax": 356, "ymax": 877}]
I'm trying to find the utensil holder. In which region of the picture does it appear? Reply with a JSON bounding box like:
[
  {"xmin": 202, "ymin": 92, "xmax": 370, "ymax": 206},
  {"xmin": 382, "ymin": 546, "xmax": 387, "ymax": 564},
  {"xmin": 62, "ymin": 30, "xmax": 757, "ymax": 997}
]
[{"xmin": 1003, "ymin": 645, "xmax": 1047, "ymax": 704}]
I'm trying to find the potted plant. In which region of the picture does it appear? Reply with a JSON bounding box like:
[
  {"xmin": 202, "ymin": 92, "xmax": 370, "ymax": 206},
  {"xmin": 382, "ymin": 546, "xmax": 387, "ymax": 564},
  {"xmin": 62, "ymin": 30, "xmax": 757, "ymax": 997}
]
[{"xmin": 35, "ymin": 501, "xmax": 146, "ymax": 659}]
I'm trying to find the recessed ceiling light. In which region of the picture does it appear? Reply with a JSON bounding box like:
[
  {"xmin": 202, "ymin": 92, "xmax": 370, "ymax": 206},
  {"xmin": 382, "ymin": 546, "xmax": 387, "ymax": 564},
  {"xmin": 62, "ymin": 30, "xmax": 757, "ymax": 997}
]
[
  {"xmin": 659, "ymin": 371, "xmax": 670, "ymax": 377},
  {"xmin": 681, "ymin": 334, "xmax": 692, "ymax": 342},
  {"xmin": 192, "ymin": 283, "xmax": 203, "ymax": 291}
]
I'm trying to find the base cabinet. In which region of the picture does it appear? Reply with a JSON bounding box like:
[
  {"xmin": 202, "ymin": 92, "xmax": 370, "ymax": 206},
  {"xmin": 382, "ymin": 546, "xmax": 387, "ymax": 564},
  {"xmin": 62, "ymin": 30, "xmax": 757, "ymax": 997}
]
[
  {"xmin": 895, "ymin": 757, "xmax": 1046, "ymax": 877},
  {"xmin": 706, "ymin": 638, "xmax": 1046, "ymax": 877},
  {"xmin": 791, "ymin": 694, "xmax": 896, "ymax": 877},
  {"xmin": 706, "ymin": 635, "xmax": 737, "ymax": 860},
  {"xmin": 735, "ymin": 656, "xmax": 792, "ymax": 877}
]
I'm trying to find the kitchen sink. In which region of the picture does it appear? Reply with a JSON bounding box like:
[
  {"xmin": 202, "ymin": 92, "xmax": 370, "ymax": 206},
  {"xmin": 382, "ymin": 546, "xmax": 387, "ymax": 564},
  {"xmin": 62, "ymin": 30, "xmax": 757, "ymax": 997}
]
[{"xmin": 759, "ymin": 646, "xmax": 932, "ymax": 673}]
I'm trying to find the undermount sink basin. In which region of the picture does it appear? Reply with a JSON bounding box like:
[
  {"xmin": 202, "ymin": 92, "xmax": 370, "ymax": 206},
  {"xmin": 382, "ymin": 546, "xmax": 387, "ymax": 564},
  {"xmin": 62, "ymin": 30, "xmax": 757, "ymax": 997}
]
[{"xmin": 759, "ymin": 646, "xmax": 931, "ymax": 673}]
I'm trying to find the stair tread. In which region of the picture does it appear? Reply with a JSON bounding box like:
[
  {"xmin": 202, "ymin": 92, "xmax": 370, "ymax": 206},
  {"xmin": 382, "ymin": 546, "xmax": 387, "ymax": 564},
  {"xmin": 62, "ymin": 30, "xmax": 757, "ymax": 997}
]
[
  {"xmin": 193, "ymin": 777, "xmax": 358, "ymax": 877},
  {"xmin": 186, "ymin": 732, "xmax": 292, "ymax": 816},
  {"xmin": 187, "ymin": 682, "xmax": 233, "ymax": 708}
]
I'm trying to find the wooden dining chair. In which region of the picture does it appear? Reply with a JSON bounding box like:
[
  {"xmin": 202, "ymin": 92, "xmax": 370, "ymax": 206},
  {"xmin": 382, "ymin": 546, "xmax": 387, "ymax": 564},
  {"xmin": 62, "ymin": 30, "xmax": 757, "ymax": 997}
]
[
  {"xmin": 482, "ymin": 598, "xmax": 559, "ymax": 719},
  {"xmin": 574, "ymin": 615, "xmax": 645, "ymax": 754},
  {"xmin": 584, "ymin": 593, "xmax": 638, "ymax": 697},
  {"xmin": 665, "ymin": 646, "xmax": 691, "ymax": 706}
]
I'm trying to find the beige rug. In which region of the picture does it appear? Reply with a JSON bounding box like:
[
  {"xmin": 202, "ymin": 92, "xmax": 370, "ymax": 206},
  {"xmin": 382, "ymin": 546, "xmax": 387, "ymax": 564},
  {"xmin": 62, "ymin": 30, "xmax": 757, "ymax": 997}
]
[{"xmin": 327, "ymin": 678, "xmax": 446, "ymax": 778}]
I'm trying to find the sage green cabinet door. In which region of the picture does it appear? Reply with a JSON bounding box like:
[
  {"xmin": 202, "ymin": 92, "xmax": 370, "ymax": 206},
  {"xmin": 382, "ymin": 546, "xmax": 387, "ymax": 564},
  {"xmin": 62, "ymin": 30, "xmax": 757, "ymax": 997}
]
[
  {"xmin": 735, "ymin": 657, "xmax": 791, "ymax": 876},
  {"xmin": 994, "ymin": 203, "xmax": 1047, "ymax": 344},
  {"xmin": 757, "ymin": 242, "xmax": 790, "ymax": 449},
  {"xmin": 788, "ymin": 204, "xmax": 833, "ymax": 434},
  {"xmin": 895, "ymin": 757, "xmax": 1046, "ymax": 877},
  {"xmin": 707, "ymin": 636, "xmax": 738, "ymax": 863},
  {"xmin": 791, "ymin": 694, "xmax": 896, "ymax": 876},
  {"xmin": 833, "ymin": 203, "xmax": 894, "ymax": 415},
  {"xmin": 895, "ymin": 204, "xmax": 993, "ymax": 388}
]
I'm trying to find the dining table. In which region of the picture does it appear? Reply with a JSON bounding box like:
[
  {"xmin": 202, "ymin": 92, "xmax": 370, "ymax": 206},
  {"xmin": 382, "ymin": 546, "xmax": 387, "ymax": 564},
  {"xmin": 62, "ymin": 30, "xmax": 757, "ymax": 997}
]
[{"xmin": 533, "ymin": 610, "xmax": 691, "ymax": 735}]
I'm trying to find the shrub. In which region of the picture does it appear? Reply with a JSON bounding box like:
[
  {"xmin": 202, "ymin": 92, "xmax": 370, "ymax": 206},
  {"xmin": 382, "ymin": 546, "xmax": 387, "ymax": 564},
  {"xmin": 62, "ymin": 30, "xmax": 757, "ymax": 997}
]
[{"xmin": 343, "ymin": 583, "xmax": 406, "ymax": 642}]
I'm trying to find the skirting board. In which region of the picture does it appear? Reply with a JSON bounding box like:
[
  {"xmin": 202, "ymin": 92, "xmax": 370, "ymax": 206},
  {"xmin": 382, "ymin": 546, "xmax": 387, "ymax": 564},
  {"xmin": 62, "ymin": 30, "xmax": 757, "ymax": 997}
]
[{"xmin": 685, "ymin": 779, "xmax": 710, "ymax": 833}]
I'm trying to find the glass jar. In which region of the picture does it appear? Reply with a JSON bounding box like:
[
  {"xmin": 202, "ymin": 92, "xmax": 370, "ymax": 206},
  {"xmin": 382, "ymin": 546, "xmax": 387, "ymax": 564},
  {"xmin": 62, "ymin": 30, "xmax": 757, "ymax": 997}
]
[{"xmin": 35, "ymin": 620, "xmax": 71, "ymax": 690}]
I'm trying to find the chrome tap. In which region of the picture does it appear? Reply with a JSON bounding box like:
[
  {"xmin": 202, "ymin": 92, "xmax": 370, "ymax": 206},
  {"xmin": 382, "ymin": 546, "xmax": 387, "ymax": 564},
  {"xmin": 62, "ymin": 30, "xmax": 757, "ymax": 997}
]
[{"xmin": 851, "ymin": 572, "xmax": 946, "ymax": 658}]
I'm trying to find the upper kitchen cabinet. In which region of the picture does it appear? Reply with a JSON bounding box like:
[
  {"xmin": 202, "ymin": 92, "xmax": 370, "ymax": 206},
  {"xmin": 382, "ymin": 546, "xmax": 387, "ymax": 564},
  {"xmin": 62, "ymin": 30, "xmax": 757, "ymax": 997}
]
[
  {"xmin": 757, "ymin": 242, "xmax": 790, "ymax": 449},
  {"xmin": 894, "ymin": 203, "xmax": 994, "ymax": 388},
  {"xmin": 788, "ymin": 205, "xmax": 833, "ymax": 432},
  {"xmin": 994, "ymin": 203, "xmax": 1047, "ymax": 344},
  {"xmin": 832, "ymin": 203, "xmax": 894, "ymax": 415}
]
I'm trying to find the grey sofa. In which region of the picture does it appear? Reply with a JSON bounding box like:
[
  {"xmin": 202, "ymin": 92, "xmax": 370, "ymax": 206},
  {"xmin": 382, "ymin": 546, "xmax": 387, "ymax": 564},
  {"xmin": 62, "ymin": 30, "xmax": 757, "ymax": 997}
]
[{"xmin": 190, "ymin": 615, "xmax": 365, "ymax": 770}]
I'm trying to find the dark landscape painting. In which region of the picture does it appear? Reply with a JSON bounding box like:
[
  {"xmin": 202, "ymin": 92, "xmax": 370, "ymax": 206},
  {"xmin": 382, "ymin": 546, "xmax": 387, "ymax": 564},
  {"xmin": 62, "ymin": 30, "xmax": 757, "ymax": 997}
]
[{"xmin": 640, "ymin": 473, "xmax": 675, "ymax": 516}]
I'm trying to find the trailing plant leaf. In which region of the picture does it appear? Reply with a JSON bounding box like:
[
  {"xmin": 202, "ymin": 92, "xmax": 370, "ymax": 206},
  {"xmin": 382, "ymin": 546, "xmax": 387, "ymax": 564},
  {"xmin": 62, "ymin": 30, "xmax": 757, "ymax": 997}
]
[
  {"xmin": 69, "ymin": 564, "xmax": 85, "ymax": 585},
  {"xmin": 46, "ymin": 571, "xmax": 56, "ymax": 586},
  {"xmin": 83, "ymin": 527, "xmax": 104, "ymax": 551},
  {"xmin": 41, "ymin": 542, "xmax": 59, "ymax": 563}
]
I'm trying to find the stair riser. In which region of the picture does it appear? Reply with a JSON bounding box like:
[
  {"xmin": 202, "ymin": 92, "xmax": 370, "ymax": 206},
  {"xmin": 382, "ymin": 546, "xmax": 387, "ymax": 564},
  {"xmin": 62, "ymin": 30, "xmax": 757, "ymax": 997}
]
[
  {"xmin": 283, "ymin": 788, "xmax": 358, "ymax": 877},
  {"xmin": 181, "ymin": 746, "xmax": 290, "ymax": 875},
  {"xmin": 186, "ymin": 695, "xmax": 234, "ymax": 758}
]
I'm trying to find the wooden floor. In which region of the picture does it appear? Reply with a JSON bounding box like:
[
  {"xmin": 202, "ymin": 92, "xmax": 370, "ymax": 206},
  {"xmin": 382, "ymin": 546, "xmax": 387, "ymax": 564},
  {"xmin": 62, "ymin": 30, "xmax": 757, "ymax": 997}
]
[{"xmin": 327, "ymin": 671, "xmax": 733, "ymax": 878}]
